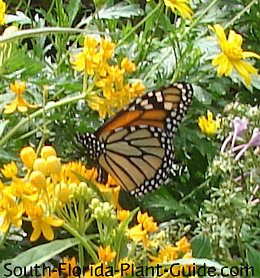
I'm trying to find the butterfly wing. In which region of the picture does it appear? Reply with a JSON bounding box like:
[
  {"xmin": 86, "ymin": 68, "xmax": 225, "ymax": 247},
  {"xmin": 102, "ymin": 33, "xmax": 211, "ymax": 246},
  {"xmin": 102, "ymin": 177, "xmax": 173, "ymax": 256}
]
[{"xmin": 77, "ymin": 82, "xmax": 193, "ymax": 197}]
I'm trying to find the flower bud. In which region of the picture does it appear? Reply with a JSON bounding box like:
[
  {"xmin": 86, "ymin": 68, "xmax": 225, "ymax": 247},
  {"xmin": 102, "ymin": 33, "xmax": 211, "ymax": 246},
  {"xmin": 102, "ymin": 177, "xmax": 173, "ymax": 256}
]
[
  {"xmin": 41, "ymin": 146, "xmax": 57, "ymax": 159},
  {"xmin": 33, "ymin": 158, "xmax": 47, "ymax": 175},
  {"xmin": 30, "ymin": 170, "xmax": 46, "ymax": 190},
  {"xmin": 20, "ymin": 146, "xmax": 37, "ymax": 169},
  {"xmin": 90, "ymin": 198, "xmax": 100, "ymax": 210},
  {"xmin": 46, "ymin": 155, "xmax": 61, "ymax": 175},
  {"xmin": 57, "ymin": 183, "xmax": 70, "ymax": 203}
]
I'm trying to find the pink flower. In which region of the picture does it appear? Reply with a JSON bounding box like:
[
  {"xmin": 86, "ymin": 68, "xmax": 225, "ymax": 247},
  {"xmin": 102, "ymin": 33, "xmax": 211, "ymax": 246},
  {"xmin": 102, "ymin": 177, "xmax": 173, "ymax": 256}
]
[
  {"xmin": 235, "ymin": 128, "xmax": 260, "ymax": 161},
  {"xmin": 221, "ymin": 117, "xmax": 248, "ymax": 152}
]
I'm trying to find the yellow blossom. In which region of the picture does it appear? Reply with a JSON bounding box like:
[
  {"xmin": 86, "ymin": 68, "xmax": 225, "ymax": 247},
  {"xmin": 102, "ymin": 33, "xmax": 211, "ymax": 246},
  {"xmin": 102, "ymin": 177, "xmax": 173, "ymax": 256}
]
[
  {"xmin": 88, "ymin": 97, "xmax": 115, "ymax": 119},
  {"xmin": 60, "ymin": 161, "xmax": 98, "ymax": 185},
  {"xmin": 100, "ymin": 38, "xmax": 115, "ymax": 61},
  {"xmin": 95, "ymin": 175, "xmax": 121, "ymax": 210},
  {"xmin": 118, "ymin": 258, "xmax": 135, "ymax": 275},
  {"xmin": 55, "ymin": 182, "xmax": 70, "ymax": 203},
  {"xmin": 198, "ymin": 110, "xmax": 221, "ymax": 136},
  {"xmin": 147, "ymin": 0, "xmax": 193, "ymax": 20},
  {"xmin": 20, "ymin": 146, "xmax": 37, "ymax": 169},
  {"xmin": 46, "ymin": 155, "xmax": 62, "ymax": 175},
  {"xmin": 30, "ymin": 170, "xmax": 46, "ymax": 190},
  {"xmin": 0, "ymin": 0, "xmax": 6, "ymax": 26},
  {"xmin": 71, "ymin": 36, "xmax": 145, "ymax": 119},
  {"xmin": 41, "ymin": 146, "xmax": 57, "ymax": 159},
  {"xmin": 4, "ymin": 81, "xmax": 38, "ymax": 114},
  {"xmin": 128, "ymin": 223, "xmax": 147, "ymax": 243},
  {"xmin": 60, "ymin": 257, "xmax": 78, "ymax": 276},
  {"xmin": 0, "ymin": 202, "xmax": 23, "ymax": 232},
  {"xmin": 121, "ymin": 57, "xmax": 136, "ymax": 72},
  {"xmin": 210, "ymin": 24, "xmax": 260, "ymax": 86},
  {"xmin": 176, "ymin": 236, "xmax": 191, "ymax": 253},
  {"xmin": 33, "ymin": 158, "xmax": 47, "ymax": 175},
  {"xmin": 117, "ymin": 209, "xmax": 130, "ymax": 221},
  {"xmin": 98, "ymin": 245, "xmax": 116, "ymax": 262},
  {"xmin": 1, "ymin": 161, "xmax": 18, "ymax": 178},
  {"xmin": 29, "ymin": 206, "xmax": 64, "ymax": 241}
]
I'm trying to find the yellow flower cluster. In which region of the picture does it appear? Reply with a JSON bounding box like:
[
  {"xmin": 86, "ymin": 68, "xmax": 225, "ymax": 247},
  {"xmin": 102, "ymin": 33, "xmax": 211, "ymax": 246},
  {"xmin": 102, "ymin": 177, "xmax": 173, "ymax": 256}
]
[
  {"xmin": 198, "ymin": 110, "xmax": 221, "ymax": 136},
  {"xmin": 149, "ymin": 236, "xmax": 193, "ymax": 277},
  {"xmin": 71, "ymin": 36, "xmax": 145, "ymax": 119},
  {"xmin": 0, "ymin": 145, "xmax": 118, "ymax": 241},
  {"xmin": 128, "ymin": 211, "xmax": 158, "ymax": 247}
]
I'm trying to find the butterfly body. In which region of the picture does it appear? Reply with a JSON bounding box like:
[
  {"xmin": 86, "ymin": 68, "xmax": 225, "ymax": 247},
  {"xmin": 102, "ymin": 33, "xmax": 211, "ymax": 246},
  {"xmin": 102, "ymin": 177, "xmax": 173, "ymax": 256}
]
[{"xmin": 77, "ymin": 82, "xmax": 193, "ymax": 197}]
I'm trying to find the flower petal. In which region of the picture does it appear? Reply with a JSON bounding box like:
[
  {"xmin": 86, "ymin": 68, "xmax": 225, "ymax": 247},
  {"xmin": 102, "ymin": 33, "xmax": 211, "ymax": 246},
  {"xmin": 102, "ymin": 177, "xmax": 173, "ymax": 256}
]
[
  {"xmin": 30, "ymin": 222, "xmax": 41, "ymax": 241},
  {"xmin": 41, "ymin": 221, "xmax": 54, "ymax": 241},
  {"xmin": 4, "ymin": 99, "xmax": 18, "ymax": 114},
  {"xmin": 228, "ymin": 30, "xmax": 242, "ymax": 47},
  {"xmin": 242, "ymin": 51, "xmax": 260, "ymax": 59}
]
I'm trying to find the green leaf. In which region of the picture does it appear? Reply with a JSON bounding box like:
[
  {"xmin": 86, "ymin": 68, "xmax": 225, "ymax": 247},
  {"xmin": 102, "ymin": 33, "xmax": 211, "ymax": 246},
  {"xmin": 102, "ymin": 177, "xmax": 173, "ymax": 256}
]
[
  {"xmin": 5, "ymin": 12, "xmax": 31, "ymax": 25},
  {"xmin": 0, "ymin": 120, "xmax": 9, "ymax": 138},
  {"xmin": 66, "ymin": 0, "xmax": 81, "ymax": 25},
  {"xmin": 191, "ymin": 234, "xmax": 212, "ymax": 258},
  {"xmin": 0, "ymin": 238, "xmax": 78, "ymax": 275},
  {"xmin": 97, "ymin": 3, "xmax": 143, "ymax": 19},
  {"xmin": 246, "ymin": 244, "xmax": 260, "ymax": 277}
]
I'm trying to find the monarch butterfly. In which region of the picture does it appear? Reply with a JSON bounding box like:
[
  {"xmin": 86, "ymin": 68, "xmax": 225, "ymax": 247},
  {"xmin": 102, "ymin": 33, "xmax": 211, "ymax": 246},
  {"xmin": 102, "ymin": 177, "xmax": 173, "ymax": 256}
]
[{"xmin": 77, "ymin": 82, "xmax": 193, "ymax": 197}]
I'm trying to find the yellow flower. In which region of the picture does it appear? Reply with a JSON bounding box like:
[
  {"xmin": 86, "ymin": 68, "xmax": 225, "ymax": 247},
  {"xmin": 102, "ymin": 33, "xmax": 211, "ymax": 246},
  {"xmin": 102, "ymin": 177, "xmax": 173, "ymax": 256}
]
[
  {"xmin": 29, "ymin": 170, "xmax": 46, "ymax": 190},
  {"xmin": 98, "ymin": 245, "xmax": 116, "ymax": 262},
  {"xmin": 59, "ymin": 161, "xmax": 98, "ymax": 185},
  {"xmin": 121, "ymin": 57, "xmax": 136, "ymax": 73},
  {"xmin": 0, "ymin": 201, "xmax": 23, "ymax": 232},
  {"xmin": 0, "ymin": 0, "xmax": 6, "ymax": 26},
  {"xmin": 117, "ymin": 209, "xmax": 130, "ymax": 221},
  {"xmin": 4, "ymin": 81, "xmax": 38, "ymax": 114},
  {"xmin": 60, "ymin": 257, "xmax": 77, "ymax": 276},
  {"xmin": 128, "ymin": 223, "xmax": 147, "ymax": 243},
  {"xmin": 149, "ymin": 244, "xmax": 179, "ymax": 264},
  {"xmin": 46, "ymin": 156, "xmax": 62, "ymax": 175},
  {"xmin": 40, "ymin": 145, "xmax": 57, "ymax": 159},
  {"xmin": 210, "ymin": 24, "xmax": 260, "ymax": 86},
  {"xmin": 147, "ymin": 0, "xmax": 193, "ymax": 20},
  {"xmin": 29, "ymin": 206, "xmax": 64, "ymax": 241},
  {"xmin": 88, "ymin": 97, "xmax": 115, "ymax": 119},
  {"xmin": 176, "ymin": 236, "xmax": 191, "ymax": 253},
  {"xmin": 198, "ymin": 110, "xmax": 221, "ymax": 136},
  {"xmin": 1, "ymin": 161, "xmax": 18, "ymax": 178},
  {"xmin": 20, "ymin": 146, "xmax": 37, "ymax": 169},
  {"xmin": 33, "ymin": 158, "xmax": 47, "ymax": 175},
  {"xmin": 137, "ymin": 211, "xmax": 158, "ymax": 232}
]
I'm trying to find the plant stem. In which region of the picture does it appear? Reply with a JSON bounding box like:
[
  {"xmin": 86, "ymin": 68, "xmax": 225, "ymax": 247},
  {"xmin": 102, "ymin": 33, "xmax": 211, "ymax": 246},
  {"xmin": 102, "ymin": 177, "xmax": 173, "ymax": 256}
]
[
  {"xmin": 0, "ymin": 27, "xmax": 108, "ymax": 44},
  {"xmin": 0, "ymin": 225, "xmax": 10, "ymax": 250},
  {"xmin": 0, "ymin": 93, "xmax": 85, "ymax": 147},
  {"xmin": 118, "ymin": 3, "xmax": 162, "ymax": 46},
  {"xmin": 224, "ymin": 0, "xmax": 258, "ymax": 29},
  {"xmin": 180, "ymin": 0, "xmax": 219, "ymax": 40},
  {"xmin": 63, "ymin": 222, "xmax": 99, "ymax": 263}
]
